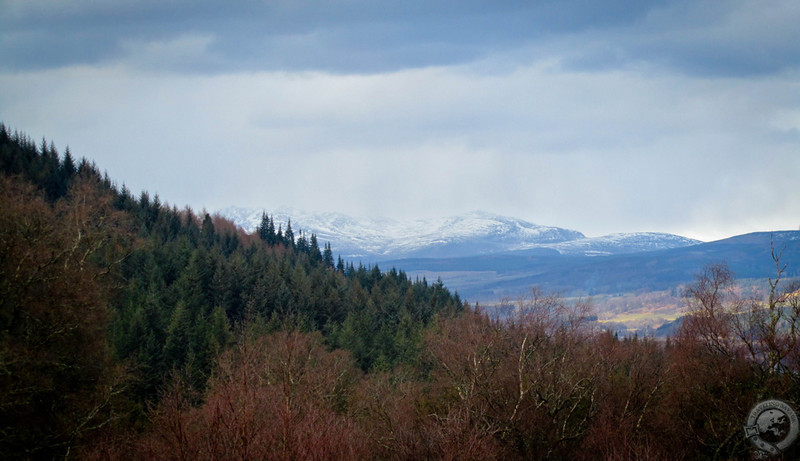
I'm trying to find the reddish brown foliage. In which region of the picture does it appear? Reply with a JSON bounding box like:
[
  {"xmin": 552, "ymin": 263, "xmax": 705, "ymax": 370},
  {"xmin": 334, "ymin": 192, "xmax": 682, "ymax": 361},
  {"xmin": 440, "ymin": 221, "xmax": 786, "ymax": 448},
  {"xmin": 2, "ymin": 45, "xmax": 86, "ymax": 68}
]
[
  {"xmin": 118, "ymin": 330, "xmax": 369, "ymax": 460},
  {"xmin": 579, "ymin": 332, "xmax": 679, "ymax": 460},
  {"xmin": 0, "ymin": 174, "xmax": 131, "ymax": 458},
  {"xmin": 420, "ymin": 292, "xmax": 601, "ymax": 459}
]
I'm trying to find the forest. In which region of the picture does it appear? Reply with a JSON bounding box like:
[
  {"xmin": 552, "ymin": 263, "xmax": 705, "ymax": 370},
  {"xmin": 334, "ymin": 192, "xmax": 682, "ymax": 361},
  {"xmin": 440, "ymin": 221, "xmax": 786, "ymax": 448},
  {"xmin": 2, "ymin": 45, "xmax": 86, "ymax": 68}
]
[{"xmin": 1, "ymin": 124, "xmax": 799, "ymax": 460}]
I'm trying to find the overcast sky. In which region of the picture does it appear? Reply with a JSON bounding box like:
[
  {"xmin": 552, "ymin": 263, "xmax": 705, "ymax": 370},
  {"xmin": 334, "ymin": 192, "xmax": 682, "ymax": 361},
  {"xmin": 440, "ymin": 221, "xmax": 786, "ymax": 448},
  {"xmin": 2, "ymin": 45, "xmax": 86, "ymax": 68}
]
[{"xmin": 1, "ymin": 0, "xmax": 799, "ymax": 241}]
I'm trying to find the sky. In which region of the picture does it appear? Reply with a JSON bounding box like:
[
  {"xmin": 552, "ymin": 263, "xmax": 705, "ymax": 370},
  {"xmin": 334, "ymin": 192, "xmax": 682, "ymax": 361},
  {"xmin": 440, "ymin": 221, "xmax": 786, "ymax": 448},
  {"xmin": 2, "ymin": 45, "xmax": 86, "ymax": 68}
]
[{"xmin": 1, "ymin": 0, "xmax": 799, "ymax": 241}]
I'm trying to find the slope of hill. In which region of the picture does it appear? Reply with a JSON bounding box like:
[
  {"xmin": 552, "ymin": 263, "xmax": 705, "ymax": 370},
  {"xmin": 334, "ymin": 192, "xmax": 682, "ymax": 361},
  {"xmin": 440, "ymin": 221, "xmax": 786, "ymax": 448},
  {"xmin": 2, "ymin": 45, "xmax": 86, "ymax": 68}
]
[{"xmin": 0, "ymin": 125, "xmax": 467, "ymax": 457}]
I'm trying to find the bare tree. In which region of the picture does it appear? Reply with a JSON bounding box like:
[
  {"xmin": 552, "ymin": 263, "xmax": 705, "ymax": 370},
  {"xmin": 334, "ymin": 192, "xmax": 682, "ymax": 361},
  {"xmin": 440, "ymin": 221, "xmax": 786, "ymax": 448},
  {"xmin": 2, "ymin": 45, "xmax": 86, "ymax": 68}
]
[
  {"xmin": 423, "ymin": 289, "xmax": 600, "ymax": 459},
  {"xmin": 0, "ymin": 174, "xmax": 131, "ymax": 458},
  {"xmin": 129, "ymin": 329, "xmax": 369, "ymax": 460},
  {"xmin": 676, "ymin": 249, "xmax": 800, "ymax": 458}
]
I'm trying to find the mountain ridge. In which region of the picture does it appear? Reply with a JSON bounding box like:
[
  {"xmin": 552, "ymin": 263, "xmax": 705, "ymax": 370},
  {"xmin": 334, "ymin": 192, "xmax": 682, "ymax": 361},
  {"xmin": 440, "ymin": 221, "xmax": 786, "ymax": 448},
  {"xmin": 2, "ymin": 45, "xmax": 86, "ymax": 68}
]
[
  {"xmin": 383, "ymin": 230, "xmax": 800, "ymax": 301},
  {"xmin": 218, "ymin": 206, "xmax": 701, "ymax": 260}
]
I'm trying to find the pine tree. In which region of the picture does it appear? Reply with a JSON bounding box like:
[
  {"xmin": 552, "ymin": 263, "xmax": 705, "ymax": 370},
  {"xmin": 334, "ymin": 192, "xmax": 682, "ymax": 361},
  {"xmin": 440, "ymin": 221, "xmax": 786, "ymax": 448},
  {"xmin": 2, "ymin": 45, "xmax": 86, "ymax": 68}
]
[
  {"xmin": 257, "ymin": 212, "xmax": 270, "ymax": 242},
  {"xmin": 323, "ymin": 242, "xmax": 334, "ymax": 268},
  {"xmin": 337, "ymin": 256, "xmax": 345, "ymax": 272},
  {"xmin": 201, "ymin": 213, "xmax": 215, "ymax": 247},
  {"xmin": 309, "ymin": 234, "xmax": 322, "ymax": 264},
  {"xmin": 284, "ymin": 219, "xmax": 295, "ymax": 247},
  {"xmin": 61, "ymin": 147, "xmax": 76, "ymax": 177},
  {"xmin": 267, "ymin": 215, "xmax": 276, "ymax": 245},
  {"xmin": 296, "ymin": 229, "xmax": 309, "ymax": 254}
]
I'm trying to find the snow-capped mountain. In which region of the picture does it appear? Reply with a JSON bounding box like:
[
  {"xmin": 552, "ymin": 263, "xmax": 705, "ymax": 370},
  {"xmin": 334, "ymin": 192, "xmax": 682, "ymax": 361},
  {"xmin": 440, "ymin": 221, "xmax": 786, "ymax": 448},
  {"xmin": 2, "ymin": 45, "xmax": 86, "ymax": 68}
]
[{"xmin": 218, "ymin": 206, "xmax": 701, "ymax": 260}]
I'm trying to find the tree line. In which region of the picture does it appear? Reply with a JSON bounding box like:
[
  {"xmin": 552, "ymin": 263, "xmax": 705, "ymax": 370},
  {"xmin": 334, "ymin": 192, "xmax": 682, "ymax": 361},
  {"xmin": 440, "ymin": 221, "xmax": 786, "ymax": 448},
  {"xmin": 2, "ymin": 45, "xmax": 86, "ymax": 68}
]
[{"xmin": 2, "ymin": 124, "xmax": 799, "ymax": 459}]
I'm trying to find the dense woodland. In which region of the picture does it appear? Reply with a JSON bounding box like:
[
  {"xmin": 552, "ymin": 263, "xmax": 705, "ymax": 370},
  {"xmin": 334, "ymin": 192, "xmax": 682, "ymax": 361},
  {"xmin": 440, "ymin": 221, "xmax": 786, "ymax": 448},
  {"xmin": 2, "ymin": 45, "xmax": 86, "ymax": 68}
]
[{"xmin": 2, "ymin": 124, "xmax": 800, "ymax": 460}]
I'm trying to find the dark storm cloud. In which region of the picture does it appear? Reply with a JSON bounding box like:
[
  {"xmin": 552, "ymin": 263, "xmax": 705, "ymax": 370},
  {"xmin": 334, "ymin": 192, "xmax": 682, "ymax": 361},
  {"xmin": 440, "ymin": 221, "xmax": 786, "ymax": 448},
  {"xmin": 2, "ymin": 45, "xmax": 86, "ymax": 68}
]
[{"xmin": 6, "ymin": 0, "xmax": 795, "ymax": 76}]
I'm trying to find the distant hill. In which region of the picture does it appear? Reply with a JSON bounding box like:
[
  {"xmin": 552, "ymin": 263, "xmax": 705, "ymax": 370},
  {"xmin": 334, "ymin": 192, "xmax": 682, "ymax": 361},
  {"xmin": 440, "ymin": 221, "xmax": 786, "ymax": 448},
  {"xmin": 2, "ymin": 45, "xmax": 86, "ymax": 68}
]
[
  {"xmin": 385, "ymin": 231, "xmax": 800, "ymax": 301},
  {"xmin": 219, "ymin": 207, "xmax": 699, "ymax": 260}
]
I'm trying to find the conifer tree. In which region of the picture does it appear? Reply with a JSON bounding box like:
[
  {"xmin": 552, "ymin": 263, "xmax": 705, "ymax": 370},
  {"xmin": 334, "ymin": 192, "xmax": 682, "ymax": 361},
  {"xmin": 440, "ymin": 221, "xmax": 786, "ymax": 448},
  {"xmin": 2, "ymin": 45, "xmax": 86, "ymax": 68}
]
[
  {"xmin": 323, "ymin": 242, "xmax": 335, "ymax": 268},
  {"xmin": 61, "ymin": 147, "xmax": 76, "ymax": 177},
  {"xmin": 257, "ymin": 212, "xmax": 270, "ymax": 242},
  {"xmin": 296, "ymin": 230, "xmax": 309, "ymax": 254},
  {"xmin": 309, "ymin": 234, "xmax": 322, "ymax": 264},
  {"xmin": 284, "ymin": 219, "xmax": 295, "ymax": 247},
  {"xmin": 267, "ymin": 215, "xmax": 276, "ymax": 245},
  {"xmin": 337, "ymin": 256, "xmax": 345, "ymax": 272},
  {"xmin": 201, "ymin": 213, "xmax": 215, "ymax": 247}
]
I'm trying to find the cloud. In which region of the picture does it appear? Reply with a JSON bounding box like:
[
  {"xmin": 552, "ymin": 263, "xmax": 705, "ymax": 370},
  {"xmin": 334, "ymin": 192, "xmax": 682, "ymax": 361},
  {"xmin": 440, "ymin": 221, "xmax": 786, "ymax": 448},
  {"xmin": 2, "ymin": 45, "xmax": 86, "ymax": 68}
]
[
  {"xmin": 626, "ymin": 0, "xmax": 800, "ymax": 76},
  {"xmin": 118, "ymin": 34, "xmax": 218, "ymax": 72},
  {"xmin": 3, "ymin": 0, "xmax": 798, "ymax": 76},
  {"xmin": 2, "ymin": 55, "xmax": 797, "ymax": 240}
]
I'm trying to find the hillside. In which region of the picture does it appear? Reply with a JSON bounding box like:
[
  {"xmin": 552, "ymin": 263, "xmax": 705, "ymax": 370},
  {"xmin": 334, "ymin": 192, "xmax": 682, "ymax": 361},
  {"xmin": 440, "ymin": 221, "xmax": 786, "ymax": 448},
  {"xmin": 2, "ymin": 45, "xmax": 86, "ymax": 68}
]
[{"xmin": 0, "ymin": 125, "xmax": 465, "ymax": 457}]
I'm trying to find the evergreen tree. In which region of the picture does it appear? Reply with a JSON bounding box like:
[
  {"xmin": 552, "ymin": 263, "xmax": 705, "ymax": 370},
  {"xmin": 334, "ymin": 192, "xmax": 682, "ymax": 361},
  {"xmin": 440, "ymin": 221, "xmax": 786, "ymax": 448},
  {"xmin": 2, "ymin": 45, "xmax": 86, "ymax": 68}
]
[
  {"xmin": 323, "ymin": 242, "xmax": 335, "ymax": 268},
  {"xmin": 257, "ymin": 211, "xmax": 271, "ymax": 242},
  {"xmin": 267, "ymin": 215, "xmax": 276, "ymax": 245},
  {"xmin": 163, "ymin": 300, "xmax": 192, "ymax": 369},
  {"xmin": 309, "ymin": 234, "xmax": 322, "ymax": 264},
  {"xmin": 61, "ymin": 147, "xmax": 76, "ymax": 177},
  {"xmin": 296, "ymin": 229, "xmax": 309, "ymax": 254},
  {"xmin": 337, "ymin": 256, "xmax": 345, "ymax": 272},
  {"xmin": 284, "ymin": 219, "xmax": 295, "ymax": 246},
  {"xmin": 201, "ymin": 213, "xmax": 215, "ymax": 247}
]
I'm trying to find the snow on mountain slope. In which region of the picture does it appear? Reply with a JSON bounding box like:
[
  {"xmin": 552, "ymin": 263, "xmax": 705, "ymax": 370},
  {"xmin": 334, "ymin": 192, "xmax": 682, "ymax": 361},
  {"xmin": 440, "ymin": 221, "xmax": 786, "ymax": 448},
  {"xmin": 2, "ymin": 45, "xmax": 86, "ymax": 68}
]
[
  {"xmin": 217, "ymin": 207, "xmax": 700, "ymax": 259},
  {"xmin": 542, "ymin": 232, "xmax": 702, "ymax": 256},
  {"xmin": 220, "ymin": 206, "xmax": 397, "ymax": 255}
]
